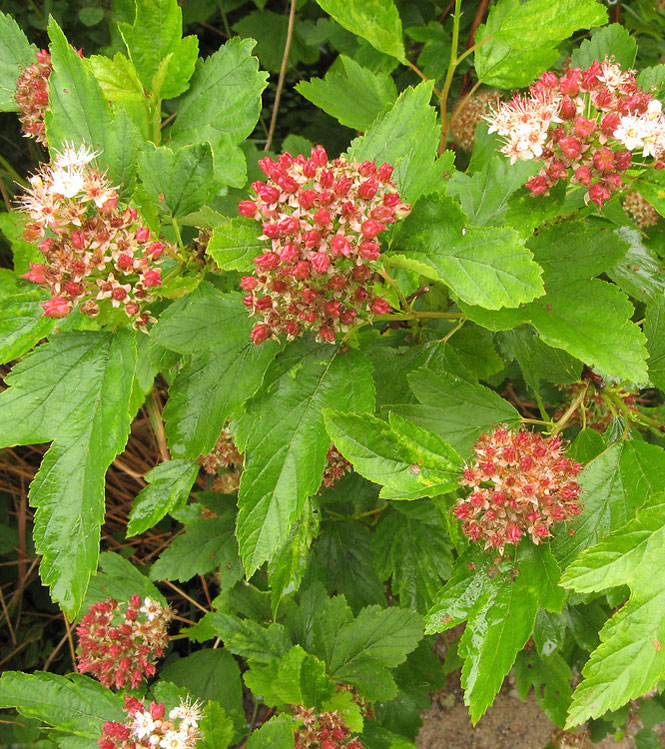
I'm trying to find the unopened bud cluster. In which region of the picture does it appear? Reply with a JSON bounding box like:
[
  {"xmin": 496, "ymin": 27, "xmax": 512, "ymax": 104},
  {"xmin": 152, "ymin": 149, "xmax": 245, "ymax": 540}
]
[
  {"xmin": 455, "ymin": 427, "xmax": 583, "ymax": 552},
  {"xmin": 198, "ymin": 425, "xmax": 243, "ymax": 474},
  {"xmin": 486, "ymin": 58, "xmax": 665, "ymax": 207},
  {"xmin": 76, "ymin": 596, "xmax": 173, "ymax": 690},
  {"xmin": 15, "ymin": 49, "xmax": 52, "ymax": 144},
  {"xmin": 238, "ymin": 145, "xmax": 411, "ymax": 344},
  {"xmin": 449, "ymin": 89, "xmax": 500, "ymax": 151},
  {"xmin": 98, "ymin": 695, "xmax": 203, "ymax": 749},
  {"xmin": 623, "ymin": 191, "xmax": 660, "ymax": 229},
  {"xmin": 320, "ymin": 445, "xmax": 352, "ymax": 489},
  {"xmin": 19, "ymin": 144, "xmax": 169, "ymax": 327},
  {"xmin": 292, "ymin": 706, "xmax": 363, "ymax": 749}
]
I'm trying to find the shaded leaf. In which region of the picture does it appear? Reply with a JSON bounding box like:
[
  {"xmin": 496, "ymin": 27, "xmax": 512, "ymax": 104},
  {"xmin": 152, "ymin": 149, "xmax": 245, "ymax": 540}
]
[{"xmin": 0, "ymin": 10, "xmax": 37, "ymax": 111}]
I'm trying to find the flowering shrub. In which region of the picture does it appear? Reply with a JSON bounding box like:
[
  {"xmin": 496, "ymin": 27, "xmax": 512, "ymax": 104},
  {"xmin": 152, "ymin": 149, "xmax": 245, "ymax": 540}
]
[{"xmin": 3, "ymin": 1, "xmax": 665, "ymax": 748}]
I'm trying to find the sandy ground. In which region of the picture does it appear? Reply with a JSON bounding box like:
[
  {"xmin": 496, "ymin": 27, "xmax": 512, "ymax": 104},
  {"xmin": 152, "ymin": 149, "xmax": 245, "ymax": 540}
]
[{"xmin": 417, "ymin": 673, "xmax": 638, "ymax": 749}]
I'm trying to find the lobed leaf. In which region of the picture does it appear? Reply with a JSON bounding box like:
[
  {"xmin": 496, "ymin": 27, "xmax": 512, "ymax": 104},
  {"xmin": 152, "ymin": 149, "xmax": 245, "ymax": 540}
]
[{"xmin": 0, "ymin": 10, "xmax": 37, "ymax": 111}]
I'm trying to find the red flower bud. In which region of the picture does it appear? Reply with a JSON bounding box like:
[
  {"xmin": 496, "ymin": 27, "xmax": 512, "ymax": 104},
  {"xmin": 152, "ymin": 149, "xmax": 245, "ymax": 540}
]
[
  {"xmin": 298, "ymin": 189, "xmax": 317, "ymax": 209},
  {"xmin": 575, "ymin": 165, "xmax": 592, "ymax": 186},
  {"xmin": 525, "ymin": 175, "xmax": 549, "ymax": 195},
  {"xmin": 292, "ymin": 261, "xmax": 311, "ymax": 279},
  {"xmin": 574, "ymin": 116, "xmax": 596, "ymax": 138},
  {"xmin": 42, "ymin": 296, "xmax": 71, "ymax": 318},
  {"xmin": 361, "ymin": 219, "xmax": 386, "ymax": 238},
  {"xmin": 592, "ymin": 147, "xmax": 614, "ymax": 172},
  {"xmin": 359, "ymin": 241, "xmax": 380, "ymax": 260},
  {"xmin": 358, "ymin": 178, "xmax": 378, "ymax": 200},
  {"xmin": 377, "ymin": 163, "xmax": 393, "ymax": 181},
  {"xmin": 262, "ymin": 222, "xmax": 280, "ymax": 238},
  {"xmin": 251, "ymin": 324, "xmax": 270, "ymax": 344},
  {"xmin": 558, "ymin": 136, "xmax": 582, "ymax": 160},
  {"xmin": 330, "ymin": 235, "xmax": 351, "ymax": 256},
  {"xmin": 302, "ymin": 230, "xmax": 321, "ymax": 248},
  {"xmin": 71, "ymin": 230, "xmax": 87, "ymax": 250},
  {"xmin": 21, "ymin": 263, "xmax": 47, "ymax": 284},
  {"xmin": 238, "ymin": 200, "xmax": 257, "ymax": 217},
  {"xmin": 359, "ymin": 160, "xmax": 376, "ymax": 177},
  {"xmin": 117, "ymin": 253, "xmax": 133, "ymax": 271},
  {"xmin": 371, "ymin": 297, "xmax": 391, "ymax": 314},
  {"xmin": 314, "ymin": 208, "xmax": 331, "ymax": 227},
  {"xmin": 279, "ymin": 243, "xmax": 299, "ymax": 264},
  {"xmin": 135, "ymin": 227, "xmax": 150, "ymax": 244},
  {"xmin": 254, "ymin": 252, "xmax": 280, "ymax": 270},
  {"xmin": 310, "ymin": 145, "xmax": 328, "ymax": 166},
  {"xmin": 240, "ymin": 276, "xmax": 258, "ymax": 291},
  {"xmin": 252, "ymin": 181, "xmax": 280, "ymax": 203},
  {"xmin": 319, "ymin": 170, "xmax": 334, "ymax": 188},
  {"xmin": 588, "ymin": 182, "xmax": 611, "ymax": 208},
  {"xmin": 311, "ymin": 252, "xmax": 330, "ymax": 273},
  {"xmin": 143, "ymin": 269, "xmax": 162, "ymax": 287}
]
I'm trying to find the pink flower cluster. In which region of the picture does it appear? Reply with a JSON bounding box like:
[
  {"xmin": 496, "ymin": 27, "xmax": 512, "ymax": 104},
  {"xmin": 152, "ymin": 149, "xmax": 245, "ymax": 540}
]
[
  {"xmin": 98, "ymin": 695, "xmax": 203, "ymax": 749},
  {"xmin": 19, "ymin": 144, "xmax": 168, "ymax": 327},
  {"xmin": 455, "ymin": 427, "xmax": 583, "ymax": 553},
  {"xmin": 76, "ymin": 595, "xmax": 173, "ymax": 690},
  {"xmin": 198, "ymin": 424, "xmax": 243, "ymax": 474},
  {"xmin": 15, "ymin": 49, "xmax": 52, "ymax": 144},
  {"xmin": 486, "ymin": 58, "xmax": 665, "ymax": 207},
  {"xmin": 238, "ymin": 145, "xmax": 411, "ymax": 344},
  {"xmin": 320, "ymin": 445, "xmax": 352, "ymax": 489},
  {"xmin": 293, "ymin": 706, "xmax": 363, "ymax": 749}
]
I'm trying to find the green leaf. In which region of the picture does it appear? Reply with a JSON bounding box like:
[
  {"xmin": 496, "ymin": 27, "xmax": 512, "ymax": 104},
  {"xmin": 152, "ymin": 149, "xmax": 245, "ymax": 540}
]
[
  {"xmin": 570, "ymin": 23, "xmax": 637, "ymax": 70},
  {"xmin": 553, "ymin": 440, "xmax": 665, "ymax": 568},
  {"xmin": 197, "ymin": 701, "xmax": 234, "ymax": 749},
  {"xmin": 0, "ymin": 330, "xmax": 136, "ymax": 615},
  {"xmin": 0, "ymin": 11, "xmax": 37, "ymax": 111},
  {"xmin": 561, "ymin": 495, "xmax": 665, "ymax": 726},
  {"xmin": 446, "ymin": 155, "xmax": 540, "ymax": 227},
  {"xmin": 83, "ymin": 551, "xmax": 166, "ymax": 609},
  {"xmin": 234, "ymin": 342, "xmax": 375, "ymax": 574},
  {"xmin": 346, "ymin": 81, "xmax": 443, "ymax": 205},
  {"xmin": 126, "ymin": 459, "xmax": 199, "ymax": 536},
  {"xmin": 490, "ymin": 0, "xmax": 607, "ymax": 50},
  {"xmin": 201, "ymin": 611, "xmax": 292, "ymax": 664},
  {"xmin": 637, "ymin": 65, "xmax": 665, "ymax": 99},
  {"xmin": 393, "ymin": 193, "xmax": 544, "ymax": 310},
  {"xmin": 425, "ymin": 544, "xmax": 564, "ymax": 724},
  {"xmin": 169, "ymin": 38, "xmax": 268, "ymax": 188},
  {"xmin": 246, "ymin": 714, "xmax": 294, "ymax": 749},
  {"xmin": 153, "ymin": 283, "xmax": 279, "ymax": 458},
  {"xmin": 295, "ymin": 55, "xmax": 396, "ymax": 131},
  {"xmin": 0, "ymin": 285, "xmax": 54, "ymax": 365},
  {"xmin": 138, "ymin": 142, "xmax": 214, "ymax": 217},
  {"xmin": 207, "ymin": 216, "xmax": 266, "ymax": 273},
  {"xmin": 392, "ymin": 367, "xmax": 521, "ymax": 456},
  {"xmin": 151, "ymin": 502, "xmax": 243, "ymax": 586},
  {"xmin": 159, "ymin": 649, "xmax": 245, "ymax": 734},
  {"xmin": 313, "ymin": 0, "xmax": 405, "ymax": 62},
  {"xmin": 79, "ymin": 7, "xmax": 105, "ymax": 26},
  {"xmin": 244, "ymin": 646, "xmax": 335, "ymax": 709},
  {"xmin": 46, "ymin": 19, "xmax": 140, "ymax": 192},
  {"xmin": 514, "ymin": 650, "xmax": 572, "ymax": 728},
  {"xmin": 371, "ymin": 506, "xmax": 453, "ymax": 613},
  {"xmin": 87, "ymin": 53, "xmax": 150, "ymax": 139},
  {"xmin": 118, "ymin": 0, "xmax": 198, "ymax": 98},
  {"xmin": 315, "ymin": 521, "xmax": 387, "ymax": 614},
  {"xmin": 646, "ymin": 296, "xmax": 665, "ymax": 391},
  {"xmin": 0, "ymin": 672, "xmax": 123, "ymax": 738},
  {"xmin": 324, "ymin": 410, "xmax": 462, "ymax": 499},
  {"xmin": 606, "ymin": 228, "xmax": 665, "ymax": 304},
  {"xmin": 460, "ymin": 278, "xmax": 648, "ymax": 385}
]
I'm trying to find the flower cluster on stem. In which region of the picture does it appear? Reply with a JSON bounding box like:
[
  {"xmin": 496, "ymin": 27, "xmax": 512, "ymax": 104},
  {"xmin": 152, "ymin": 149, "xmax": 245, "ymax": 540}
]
[
  {"xmin": 486, "ymin": 58, "xmax": 665, "ymax": 207},
  {"xmin": 238, "ymin": 145, "xmax": 411, "ymax": 344},
  {"xmin": 15, "ymin": 49, "xmax": 52, "ymax": 144},
  {"xmin": 455, "ymin": 426, "xmax": 583, "ymax": 552},
  {"xmin": 76, "ymin": 595, "xmax": 173, "ymax": 690},
  {"xmin": 19, "ymin": 144, "xmax": 169, "ymax": 327},
  {"xmin": 198, "ymin": 424, "xmax": 243, "ymax": 474},
  {"xmin": 292, "ymin": 706, "xmax": 363, "ymax": 749},
  {"xmin": 320, "ymin": 445, "xmax": 352, "ymax": 489},
  {"xmin": 98, "ymin": 695, "xmax": 203, "ymax": 749},
  {"xmin": 555, "ymin": 383, "xmax": 638, "ymax": 433}
]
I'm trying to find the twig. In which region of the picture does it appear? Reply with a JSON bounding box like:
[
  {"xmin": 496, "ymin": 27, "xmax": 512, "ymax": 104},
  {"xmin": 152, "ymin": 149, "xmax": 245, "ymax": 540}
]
[
  {"xmin": 265, "ymin": 0, "xmax": 297, "ymax": 152},
  {"xmin": 43, "ymin": 632, "xmax": 68, "ymax": 671},
  {"xmin": 160, "ymin": 580, "xmax": 209, "ymax": 614},
  {"xmin": 63, "ymin": 612, "xmax": 78, "ymax": 672},
  {"xmin": 0, "ymin": 584, "xmax": 16, "ymax": 645},
  {"xmin": 145, "ymin": 390, "xmax": 170, "ymax": 463}
]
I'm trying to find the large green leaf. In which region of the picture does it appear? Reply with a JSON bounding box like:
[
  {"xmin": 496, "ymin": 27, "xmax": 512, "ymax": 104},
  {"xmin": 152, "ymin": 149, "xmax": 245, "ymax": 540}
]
[
  {"xmin": 118, "ymin": 0, "xmax": 198, "ymax": 99},
  {"xmin": 324, "ymin": 410, "xmax": 462, "ymax": 499},
  {"xmin": 126, "ymin": 458, "xmax": 199, "ymax": 536},
  {"xmin": 0, "ymin": 672, "xmax": 123, "ymax": 738},
  {"xmin": 313, "ymin": 0, "xmax": 406, "ymax": 62},
  {"xmin": 561, "ymin": 495, "xmax": 665, "ymax": 726},
  {"xmin": 606, "ymin": 228, "xmax": 665, "ymax": 305},
  {"xmin": 46, "ymin": 19, "xmax": 139, "ymax": 192},
  {"xmin": 0, "ymin": 10, "xmax": 37, "ymax": 111},
  {"xmin": 0, "ymin": 330, "xmax": 136, "ymax": 615},
  {"xmin": 490, "ymin": 0, "xmax": 607, "ymax": 50},
  {"xmin": 426, "ymin": 544, "xmax": 564, "ymax": 723},
  {"xmin": 83, "ymin": 551, "xmax": 166, "ymax": 610},
  {"xmin": 233, "ymin": 341, "xmax": 375, "ymax": 574},
  {"xmin": 514, "ymin": 650, "xmax": 572, "ymax": 728},
  {"xmin": 346, "ymin": 81, "xmax": 443, "ymax": 205},
  {"xmin": 393, "ymin": 193, "xmax": 544, "ymax": 309},
  {"xmin": 169, "ymin": 37, "xmax": 268, "ymax": 188},
  {"xmin": 159, "ymin": 649, "xmax": 245, "ymax": 734},
  {"xmin": 200, "ymin": 611, "xmax": 292, "ymax": 664},
  {"xmin": 0, "ymin": 284, "xmax": 55, "ymax": 365},
  {"xmin": 138, "ymin": 142, "xmax": 214, "ymax": 217},
  {"xmin": 392, "ymin": 367, "xmax": 521, "ymax": 456},
  {"xmin": 646, "ymin": 296, "xmax": 665, "ymax": 391},
  {"xmin": 152, "ymin": 282, "xmax": 279, "ymax": 459},
  {"xmin": 295, "ymin": 55, "xmax": 397, "ymax": 131},
  {"xmin": 371, "ymin": 505, "xmax": 453, "ymax": 613},
  {"xmin": 570, "ymin": 23, "xmax": 637, "ymax": 70},
  {"xmin": 150, "ymin": 502, "xmax": 243, "ymax": 587},
  {"xmin": 207, "ymin": 216, "xmax": 265, "ymax": 273},
  {"xmin": 553, "ymin": 440, "xmax": 665, "ymax": 568},
  {"xmin": 246, "ymin": 714, "xmax": 294, "ymax": 749}
]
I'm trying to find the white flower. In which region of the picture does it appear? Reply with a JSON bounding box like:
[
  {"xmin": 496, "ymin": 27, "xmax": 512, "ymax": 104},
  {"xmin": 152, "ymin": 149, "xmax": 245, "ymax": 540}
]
[
  {"xmin": 614, "ymin": 114, "xmax": 647, "ymax": 151},
  {"xmin": 140, "ymin": 597, "xmax": 161, "ymax": 621},
  {"xmin": 52, "ymin": 142, "xmax": 98, "ymax": 172},
  {"xmin": 159, "ymin": 730, "xmax": 190, "ymax": 749},
  {"xmin": 131, "ymin": 710, "xmax": 157, "ymax": 740},
  {"xmin": 169, "ymin": 697, "xmax": 204, "ymax": 729},
  {"xmin": 598, "ymin": 59, "xmax": 634, "ymax": 91}
]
